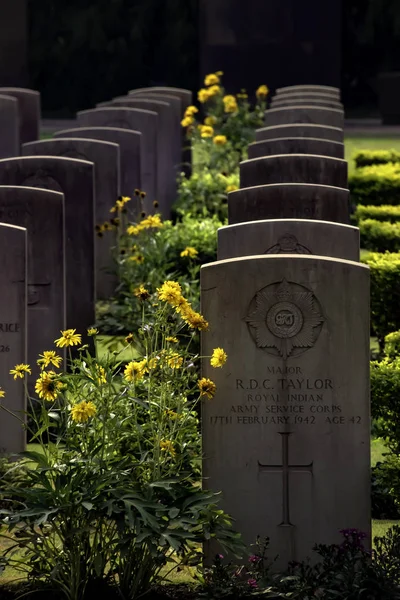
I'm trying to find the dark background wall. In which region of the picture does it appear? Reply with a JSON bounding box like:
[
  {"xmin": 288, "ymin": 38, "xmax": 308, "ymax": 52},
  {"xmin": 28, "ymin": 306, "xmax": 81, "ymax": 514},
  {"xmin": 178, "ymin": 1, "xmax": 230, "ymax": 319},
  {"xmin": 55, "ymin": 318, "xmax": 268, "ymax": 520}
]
[{"xmin": 1, "ymin": 0, "xmax": 399, "ymax": 115}]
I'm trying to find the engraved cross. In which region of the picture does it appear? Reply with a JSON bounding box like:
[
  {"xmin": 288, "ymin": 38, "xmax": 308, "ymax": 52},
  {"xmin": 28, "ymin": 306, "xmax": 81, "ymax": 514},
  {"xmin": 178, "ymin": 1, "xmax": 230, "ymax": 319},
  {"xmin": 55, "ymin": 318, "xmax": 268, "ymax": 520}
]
[{"xmin": 258, "ymin": 432, "xmax": 313, "ymax": 526}]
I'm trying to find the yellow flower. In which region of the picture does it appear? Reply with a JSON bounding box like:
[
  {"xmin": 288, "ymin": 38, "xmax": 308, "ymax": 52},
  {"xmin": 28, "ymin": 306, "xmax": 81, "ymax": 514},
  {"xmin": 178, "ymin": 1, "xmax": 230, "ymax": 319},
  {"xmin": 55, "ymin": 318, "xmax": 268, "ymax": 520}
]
[
  {"xmin": 256, "ymin": 84, "xmax": 269, "ymax": 99},
  {"xmin": 180, "ymin": 246, "xmax": 198, "ymax": 258},
  {"xmin": 0, "ymin": 388, "xmax": 5, "ymax": 398},
  {"xmin": 167, "ymin": 352, "xmax": 184, "ymax": 369},
  {"xmin": 198, "ymin": 88, "xmax": 211, "ymax": 103},
  {"xmin": 208, "ymin": 85, "xmax": 221, "ymax": 97},
  {"xmin": 110, "ymin": 196, "xmax": 131, "ymax": 213},
  {"xmin": 134, "ymin": 285, "xmax": 150, "ymax": 300},
  {"xmin": 124, "ymin": 359, "xmax": 147, "ymax": 382},
  {"xmin": 157, "ymin": 281, "xmax": 183, "ymax": 306},
  {"xmin": 55, "ymin": 329, "xmax": 81, "ymax": 348},
  {"xmin": 182, "ymin": 307, "xmax": 209, "ymax": 331},
  {"xmin": 35, "ymin": 370, "xmax": 64, "ymax": 402},
  {"xmin": 146, "ymin": 356, "xmax": 159, "ymax": 370},
  {"xmin": 10, "ymin": 364, "xmax": 31, "ymax": 380},
  {"xmin": 216, "ymin": 70, "xmax": 223, "ymax": 77},
  {"xmin": 223, "ymin": 95, "xmax": 238, "ymax": 113},
  {"xmin": 160, "ymin": 439, "xmax": 176, "ymax": 457},
  {"xmin": 213, "ymin": 135, "xmax": 227, "ymax": 146},
  {"xmin": 181, "ymin": 115, "xmax": 194, "ymax": 128},
  {"xmin": 204, "ymin": 116, "xmax": 217, "ymax": 126},
  {"xmin": 210, "ymin": 347, "xmax": 228, "ymax": 368},
  {"xmin": 87, "ymin": 328, "xmax": 98, "ymax": 336},
  {"xmin": 70, "ymin": 401, "xmax": 97, "ymax": 423},
  {"xmin": 37, "ymin": 350, "xmax": 63, "ymax": 369},
  {"xmin": 204, "ymin": 73, "xmax": 220, "ymax": 86},
  {"xmin": 200, "ymin": 125, "xmax": 214, "ymax": 139},
  {"xmin": 166, "ymin": 336, "xmax": 178, "ymax": 343},
  {"xmin": 198, "ymin": 378, "xmax": 217, "ymax": 399},
  {"xmin": 185, "ymin": 105, "xmax": 198, "ymax": 116},
  {"xmin": 90, "ymin": 365, "xmax": 106, "ymax": 385},
  {"xmin": 125, "ymin": 333, "xmax": 134, "ymax": 344},
  {"xmin": 140, "ymin": 214, "xmax": 163, "ymax": 229},
  {"xmin": 226, "ymin": 184, "xmax": 238, "ymax": 193},
  {"xmin": 237, "ymin": 92, "xmax": 248, "ymax": 99},
  {"xmin": 129, "ymin": 254, "xmax": 144, "ymax": 264},
  {"xmin": 165, "ymin": 409, "xmax": 180, "ymax": 420},
  {"xmin": 127, "ymin": 224, "xmax": 142, "ymax": 236}
]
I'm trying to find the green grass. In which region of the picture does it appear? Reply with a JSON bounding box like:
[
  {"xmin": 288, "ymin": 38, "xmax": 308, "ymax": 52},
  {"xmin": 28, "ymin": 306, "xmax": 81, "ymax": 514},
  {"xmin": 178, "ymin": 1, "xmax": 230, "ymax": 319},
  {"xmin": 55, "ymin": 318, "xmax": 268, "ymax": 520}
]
[
  {"xmin": 345, "ymin": 136, "xmax": 400, "ymax": 176},
  {"xmin": 372, "ymin": 519, "xmax": 399, "ymax": 540},
  {"xmin": 371, "ymin": 438, "xmax": 388, "ymax": 466},
  {"xmin": 96, "ymin": 335, "xmax": 139, "ymax": 362}
]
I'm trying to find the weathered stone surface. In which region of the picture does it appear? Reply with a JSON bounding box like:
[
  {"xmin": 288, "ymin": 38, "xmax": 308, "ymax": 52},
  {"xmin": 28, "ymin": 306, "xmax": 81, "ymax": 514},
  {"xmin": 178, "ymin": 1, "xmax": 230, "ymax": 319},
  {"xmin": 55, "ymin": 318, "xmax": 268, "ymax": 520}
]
[
  {"xmin": 264, "ymin": 106, "xmax": 344, "ymax": 129},
  {"xmin": 0, "ymin": 95, "xmax": 19, "ymax": 158},
  {"xmin": 111, "ymin": 97, "xmax": 177, "ymax": 218},
  {"xmin": 0, "ymin": 157, "xmax": 95, "ymax": 343},
  {"xmin": 0, "ymin": 186, "xmax": 65, "ymax": 387},
  {"xmin": 0, "ymin": 87, "xmax": 40, "ymax": 144},
  {"xmin": 0, "ymin": 0, "xmax": 28, "ymax": 87},
  {"xmin": 271, "ymin": 92, "xmax": 341, "ymax": 104},
  {"xmin": 271, "ymin": 98, "xmax": 343, "ymax": 110},
  {"xmin": 201, "ymin": 254, "xmax": 370, "ymax": 567},
  {"xmin": 218, "ymin": 219, "xmax": 359, "ymax": 261},
  {"xmin": 53, "ymin": 126, "xmax": 141, "ymax": 205},
  {"xmin": 276, "ymin": 85, "xmax": 340, "ymax": 98},
  {"xmin": 0, "ymin": 223, "xmax": 27, "ymax": 454},
  {"xmin": 240, "ymin": 155, "xmax": 348, "ymax": 189},
  {"xmin": 228, "ymin": 183, "xmax": 350, "ymax": 224},
  {"xmin": 77, "ymin": 107, "xmax": 157, "ymax": 209},
  {"xmin": 248, "ymin": 137, "xmax": 344, "ymax": 159},
  {"xmin": 22, "ymin": 138, "xmax": 120, "ymax": 300},
  {"xmin": 255, "ymin": 124, "xmax": 344, "ymax": 142}
]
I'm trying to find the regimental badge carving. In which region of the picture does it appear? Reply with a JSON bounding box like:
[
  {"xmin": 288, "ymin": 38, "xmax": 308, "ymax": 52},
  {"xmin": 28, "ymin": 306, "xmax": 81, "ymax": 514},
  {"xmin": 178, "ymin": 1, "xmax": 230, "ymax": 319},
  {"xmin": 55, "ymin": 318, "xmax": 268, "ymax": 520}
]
[
  {"xmin": 246, "ymin": 279, "xmax": 324, "ymax": 358},
  {"xmin": 265, "ymin": 234, "xmax": 312, "ymax": 255}
]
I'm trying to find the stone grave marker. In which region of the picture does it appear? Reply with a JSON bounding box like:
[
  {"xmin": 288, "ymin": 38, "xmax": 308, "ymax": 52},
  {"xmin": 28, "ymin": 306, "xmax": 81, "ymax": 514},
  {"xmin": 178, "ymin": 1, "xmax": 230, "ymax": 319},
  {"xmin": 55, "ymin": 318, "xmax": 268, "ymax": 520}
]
[
  {"xmin": 276, "ymin": 85, "xmax": 340, "ymax": 98},
  {"xmin": 53, "ymin": 126, "xmax": 142, "ymax": 210},
  {"xmin": 111, "ymin": 97, "xmax": 176, "ymax": 218},
  {"xmin": 0, "ymin": 186, "xmax": 65, "ymax": 386},
  {"xmin": 271, "ymin": 98, "xmax": 343, "ymax": 110},
  {"xmin": 22, "ymin": 138, "xmax": 120, "ymax": 300},
  {"xmin": 0, "ymin": 95, "xmax": 19, "ymax": 158},
  {"xmin": 255, "ymin": 124, "xmax": 344, "ymax": 143},
  {"xmin": 0, "ymin": 87, "xmax": 40, "ymax": 144},
  {"xmin": 201, "ymin": 254, "xmax": 370, "ymax": 568},
  {"xmin": 271, "ymin": 92, "xmax": 341, "ymax": 104},
  {"xmin": 248, "ymin": 138, "xmax": 344, "ymax": 159},
  {"xmin": 218, "ymin": 219, "xmax": 359, "ymax": 261},
  {"xmin": 0, "ymin": 157, "xmax": 95, "ymax": 343},
  {"xmin": 77, "ymin": 107, "xmax": 157, "ymax": 211},
  {"xmin": 264, "ymin": 106, "xmax": 344, "ymax": 129},
  {"xmin": 228, "ymin": 183, "xmax": 350, "ymax": 224},
  {"xmin": 240, "ymin": 155, "xmax": 348, "ymax": 189},
  {"xmin": 0, "ymin": 223, "xmax": 27, "ymax": 455}
]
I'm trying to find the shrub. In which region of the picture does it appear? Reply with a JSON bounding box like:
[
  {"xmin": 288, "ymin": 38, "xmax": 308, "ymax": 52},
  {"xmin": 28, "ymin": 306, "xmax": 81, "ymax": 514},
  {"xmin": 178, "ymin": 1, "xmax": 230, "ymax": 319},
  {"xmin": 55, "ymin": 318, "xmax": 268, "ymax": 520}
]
[
  {"xmin": 359, "ymin": 219, "xmax": 400, "ymax": 251},
  {"xmin": 372, "ymin": 459, "xmax": 400, "ymax": 519},
  {"xmin": 349, "ymin": 163, "xmax": 400, "ymax": 206},
  {"xmin": 384, "ymin": 330, "xmax": 400, "ymax": 359},
  {"xmin": 362, "ymin": 252, "xmax": 400, "ymax": 350},
  {"xmin": 354, "ymin": 149, "xmax": 400, "ymax": 168},
  {"xmin": 371, "ymin": 356, "xmax": 400, "ymax": 453},
  {"xmin": 0, "ymin": 293, "xmax": 240, "ymax": 600},
  {"xmin": 355, "ymin": 204, "xmax": 400, "ymax": 223}
]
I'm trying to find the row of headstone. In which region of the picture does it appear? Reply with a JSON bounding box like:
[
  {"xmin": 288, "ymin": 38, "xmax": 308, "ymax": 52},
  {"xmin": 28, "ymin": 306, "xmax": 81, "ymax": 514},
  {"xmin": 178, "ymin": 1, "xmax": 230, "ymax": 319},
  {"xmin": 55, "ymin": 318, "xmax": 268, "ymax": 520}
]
[
  {"xmin": 201, "ymin": 85, "xmax": 371, "ymax": 569},
  {"xmin": 0, "ymin": 86, "xmax": 192, "ymax": 456}
]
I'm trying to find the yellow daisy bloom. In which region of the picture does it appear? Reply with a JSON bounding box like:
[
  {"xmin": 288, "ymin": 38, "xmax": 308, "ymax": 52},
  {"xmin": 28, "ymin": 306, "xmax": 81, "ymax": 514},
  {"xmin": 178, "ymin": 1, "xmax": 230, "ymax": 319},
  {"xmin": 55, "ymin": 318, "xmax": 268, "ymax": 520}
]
[
  {"xmin": 182, "ymin": 307, "xmax": 209, "ymax": 331},
  {"xmin": 165, "ymin": 409, "xmax": 180, "ymax": 420},
  {"xmin": 37, "ymin": 350, "xmax": 63, "ymax": 369},
  {"xmin": 70, "ymin": 400, "xmax": 97, "ymax": 423},
  {"xmin": 87, "ymin": 328, "xmax": 98, "ymax": 336},
  {"xmin": 166, "ymin": 336, "xmax": 178, "ymax": 343},
  {"xmin": 167, "ymin": 352, "xmax": 183, "ymax": 369},
  {"xmin": 185, "ymin": 105, "xmax": 199, "ymax": 116},
  {"xmin": 204, "ymin": 73, "xmax": 220, "ymax": 87},
  {"xmin": 127, "ymin": 224, "xmax": 142, "ymax": 236},
  {"xmin": 129, "ymin": 254, "xmax": 144, "ymax": 264},
  {"xmin": 10, "ymin": 364, "xmax": 31, "ymax": 380},
  {"xmin": 124, "ymin": 359, "xmax": 147, "ymax": 382},
  {"xmin": 125, "ymin": 333, "xmax": 134, "ymax": 344},
  {"xmin": 256, "ymin": 84, "xmax": 269, "ymax": 99},
  {"xmin": 204, "ymin": 116, "xmax": 217, "ymax": 126},
  {"xmin": 226, "ymin": 184, "xmax": 238, "ymax": 193},
  {"xmin": 134, "ymin": 285, "xmax": 150, "ymax": 300},
  {"xmin": 213, "ymin": 135, "xmax": 227, "ymax": 146},
  {"xmin": 157, "ymin": 281, "xmax": 183, "ymax": 306},
  {"xmin": 180, "ymin": 246, "xmax": 198, "ymax": 258},
  {"xmin": 160, "ymin": 439, "xmax": 176, "ymax": 457},
  {"xmin": 208, "ymin": 85, "xmax": 221, "ymax": 97},
  {"xmin": 140, "ymin": 215, "xmax": 163, "ymax": 229},
  {"xmin": 198, "ymin": 378, "xmax": 217, "ymax": 399},
  {"xmin": 198, "ymin": 88, "xmax": 211, "ymax": 103},
  {"xmin": 210, "ymin": 347, "xmax": 228, "ymax": 368},
  {"xmin": 223, "ymin": 95, "xmax": 238, "ymax": 113},
  {"xmin": 35, "ymin": 370, "xmax": 64, "ymax": 402},
  {"xmin": 181, "ymin": 115, "xmax": 194, "ymax": 128},
  {"xmin": 0, "ymin": 388, "xmax": 5, "ymax": 398},
  {"xmin": 200, "ymin": 125, "xmax": 214, "ymax": 139},
  {"xmin": 55, "ymin": 329, "xmax": 81, "ymax": 348}
]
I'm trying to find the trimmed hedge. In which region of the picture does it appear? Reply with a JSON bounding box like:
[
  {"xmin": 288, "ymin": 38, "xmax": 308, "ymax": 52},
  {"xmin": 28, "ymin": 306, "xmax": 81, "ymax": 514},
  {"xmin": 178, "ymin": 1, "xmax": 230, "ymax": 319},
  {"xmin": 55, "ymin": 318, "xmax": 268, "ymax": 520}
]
[
  {"xmin": 354, "ymin": 149, "xmax": 400, "ymax": 168},
  {"xmin": 355, "ymin": 204, "xmax": 400, "ymax": 223},
  {"xmin": 349, "ymin": 163, "xmax": 400, "ymax": 206},
  {"xmin": 359, "ymin": 219, "xmax": 400, "ymax": 252},
  {"xmin": 362, "ymin": 252, "xmax": 400, "ymax": 350},
  {"xmin": 371, "ymin": 356, "xmax": 400, "ymax": 454}
]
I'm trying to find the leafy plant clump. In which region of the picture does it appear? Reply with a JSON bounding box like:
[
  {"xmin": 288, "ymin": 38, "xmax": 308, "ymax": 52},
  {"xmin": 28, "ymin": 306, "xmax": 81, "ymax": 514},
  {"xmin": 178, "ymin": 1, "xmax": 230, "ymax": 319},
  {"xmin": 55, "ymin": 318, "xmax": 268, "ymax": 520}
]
[{"xmin": 349, "ymin": 163, "xmax": 400, "ymax": 206}]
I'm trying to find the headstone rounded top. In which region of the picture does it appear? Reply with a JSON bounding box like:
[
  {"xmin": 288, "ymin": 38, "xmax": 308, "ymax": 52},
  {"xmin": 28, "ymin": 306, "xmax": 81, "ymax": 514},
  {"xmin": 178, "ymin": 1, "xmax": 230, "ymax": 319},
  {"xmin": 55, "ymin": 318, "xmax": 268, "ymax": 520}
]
[
  {"xmin": 202, "ymin": 252, "xmax": 366, "ymax": 270},
  {"xmin": 220, "ymin": 218, "xmax": 357, "ymax": 231},
  {"xmin": 267, "ymin": 105, "xmax": 343, "ymax": 115},
  {"xmin": 0, "ymin": 87, "xmax": 39, "ymax": 96},
  {"xmin": 256, "ymin": 124, "xmax": 343, "ymax": 143},
  {"xmin": 276, "ymin": 84, "xmax": 340, "ymax": 95},
  {"xmin": 0, "ymin": 184, "xmax": 64, "ymax": 199},
  {"xmin": 0, "ymin": 155, "xmax": 94, "ymax": 166},
  {"xmin": 78, "ymin": 107, "xmax": 158, "ymax": 118},
  {"xmin": 241, "ymin": 153, "xmax": 346, "ymax": 166},
  {"xmin": 113, "ymin": 97, "xmax": 171, "ymax": 108},
  {"xmin": 248, "ymin": 137, "xmax": 345, "ymax": 159},
  {"xmin": 55, "ymin": 126, "xmax": 142, "ymax": 137}
]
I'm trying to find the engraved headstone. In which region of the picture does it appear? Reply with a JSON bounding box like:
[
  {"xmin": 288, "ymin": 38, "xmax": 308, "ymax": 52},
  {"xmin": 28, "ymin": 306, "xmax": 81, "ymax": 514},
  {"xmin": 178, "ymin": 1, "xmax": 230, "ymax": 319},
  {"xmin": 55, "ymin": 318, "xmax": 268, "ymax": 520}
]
[
  {"xmin": 256, "ymin": 124, "xmax": 344, "ymax": 143},
  {"xmin": 0, "ymin": 95, "xmax": 19, "ymax": 158},
  {"xmin": 276, "ymin": 85, "xmax": 340, "ymax": 98},
  {"xmin": 271, "ymin": 92, "xmax": 341, "ymax": 105},
  {"xmin": 271, "ymin": 98, "xmax": 343, "ymax": 110},
  {"xmin": 53, "ymin": 126, "xmax": 141, "ymax": 205},
  {"xmin": 0, "ymin": 88, "xmax": 40, "ymax": 144},
  {"xmin": 248, "ymin": 138, "xmax": 344, "ymax": 159},
  {"xmin": 0, "ymin": 223, "xmax": 27, "ymax": 454},
  {"xmin": 201, "ymin": 254, "xmax": 370, "ymax": 567},
  {"xmin": 218, "ymin": 219, "xmax": 359, "ymax": 261},
  {"xmin": 264, "ymin": 106, "xmax": 344, "ymax": 129},
  {"xmin": 228, "ymin": 183, "xmax": 350, "ymax": 225},
  {"xmin": 111, "ymin": 97, "xmax": 176, "ymax": 218},
  {"xmin": 22, "ymin": 138, "xmax": 120, "ymax": 300},
  {"xmin": 0, "ymin": 186, "xmax": 65, "ymax": 387},
  {"xmin": 240, "ymin": 155, "xmax": 348, "ymax": 189},
  {"xmin": 77, "ymin": 107, "xmax": 158, "ymax": 210},
  {"xmin": 0, "ymin": 157, "xmax": 95, "ymax": 342}
]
